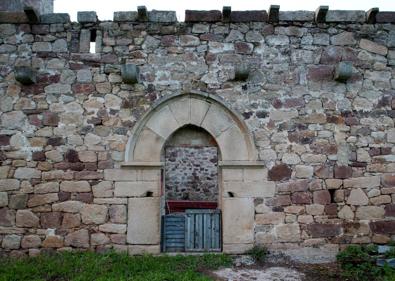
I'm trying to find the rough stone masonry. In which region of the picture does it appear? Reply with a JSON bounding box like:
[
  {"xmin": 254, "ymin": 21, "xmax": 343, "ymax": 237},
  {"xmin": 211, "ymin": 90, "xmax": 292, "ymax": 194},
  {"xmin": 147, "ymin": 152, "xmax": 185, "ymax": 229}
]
[{"xmin": 0, "ymin": 2, "xmax": 395, "ymax": 262}]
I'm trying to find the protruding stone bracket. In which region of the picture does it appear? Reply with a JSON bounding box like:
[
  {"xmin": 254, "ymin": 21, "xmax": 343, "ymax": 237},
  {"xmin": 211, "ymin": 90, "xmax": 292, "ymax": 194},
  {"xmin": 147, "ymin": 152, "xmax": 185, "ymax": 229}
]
[
  {"xmin": 137, "ymin": 6, "xmax": 148, "ymax": 22},
  {"xmin": 23, "ymin": 6, "xmax": 39, "ymax": 23},
  {"xmin": 315, "ymin": 5, "xmax": 329, "ymax": 23},
  {"xmin": 15, "ymin": 66, "xmax": 36, "ymax": 85},
  {"xmin": 222, "ymin": 6, "xmax": 231, "ymax": 22},
  {"xmin": 334, "ymin": 61, "xmax": 353, "ymax": 83},
  {"xmin": 366, "ymin": 8, "xmax": 379, "ymax": 24},
  {"xmin": 121, "ymin": 64, "xmax": 139, "ymax": 84},
  {"xmin": 269, "ymin": 5, "xmax": 280, "ymax": 23},
  {"xmin": 234, "ymin": 64, "xmax": 250, "ymax": 81},
  {"xmin": 77, "ymin": 11, "xmax": 98, "ymax": 23}
]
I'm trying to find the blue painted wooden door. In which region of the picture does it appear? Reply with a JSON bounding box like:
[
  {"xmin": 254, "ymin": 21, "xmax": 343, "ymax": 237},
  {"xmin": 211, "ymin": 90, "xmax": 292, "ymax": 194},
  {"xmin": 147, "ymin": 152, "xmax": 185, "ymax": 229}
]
[{"xmin": 162, "ymin": 209, "xmax": 221, "ymax": 252}]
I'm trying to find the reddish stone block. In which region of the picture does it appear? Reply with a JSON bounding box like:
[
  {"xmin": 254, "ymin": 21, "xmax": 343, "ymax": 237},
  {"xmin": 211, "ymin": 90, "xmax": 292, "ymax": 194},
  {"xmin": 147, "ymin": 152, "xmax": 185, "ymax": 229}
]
[
  {"xmin": 185, "ymin": 10, "xmax": 222, "ymax": 22},
  {"xmin": 307, "ymin": 65, "xmax": 334, "ymax": 82},
  {"xmin": 161, "ymin": 35, "xmax": 176, "ymax": 47},
  {"xmin": 0, "ymin": 208, "xmax": 15, "ymax": 227},
  {"xmin": 369, "ymin": 147, "xmax": 381, "ymax": 157},
  {"xmin": 283, "ymin": 98, "xmax": 305, "ymax": 108},
  {"xmin": 385, "ymin": 204, "xmax": 395, "ymax": 217},
  {"xmin": 41, "ymin": 212, "xmax": 62, "ymax": 228},
  {"xmin": 268, "ymin": 164, "xmax": 292, "ymax": 181},
  {"xmin": 69, "ymin": 163, "xmax": 85, "ymax": 171},
  {"xmin": 313, "ymin": 190, "xmax": 331, "ymax": 205},
  {"xmin": 73, "ymin": 193, "xmax": 93, "ymax": 203},
  {"xmin": 42, "ymin": 111, "xmax": 59, "ymax": 127},
  {"xmin": 58, "ymin": 191, "xmax": 71, "ymax": 202},
  {"xmin": 314, "ymin": 165, "xmax": 333, "ymax": 179},
  {"xmin": 381, "ymin": 147, "xmax": 392, "ymax": 155},
  {"xmin": 370, "ymin": 221, "xmax": 395, "ymax": 234},
  {"xmin": 32, "ymin": 151, "xmax": 46, "ymax": 161},
  {"xmin": 84, "ymin": 163, "xmax": 98, "ymax": 171},
  {"xmin": 72, "ymin": 83, "xmax": 95, "ymax": 94},
  {"xmin": 326, "ymin": 115, "xmax": 344, "ymax": 124},
  {"xmin": 234, "ymin": 42, "xmax": 253, "ymax": 54},
  {"xmin": 334, "ymin": 166, "xmax": 353, "ymax": 179},
  {"xmin": 382, "ymin": 174, "xmax": 395, "ymax": 187},
  {"xmin": 199, "ymin": 33, "xmax": 223, "ymax": 42},
  {"xmin": 0, "ymin": 135, "xmax": 10, "ymax": 146},
  {"xmin": 277, "ymin": 180, "xmax": 309, "ymax": 193},
  {"xmin": 345, "ymin": 116, "xmax": 359, "ymax": 126},
  {"xmin": 230, "ymin": 11, "xmax": 268, "ymax": 22},
  {"xmin": 47, "ymin": 137, "xmax": 64, "ymax": 146},
  {"xmin": 325, "ymin": 203, "xmax": 338, "ymax": 217},
  {"xmin": 32, "ymin": 24, "xmax": 49, "ymax": 34},
  {"xmin": 272, "ymin": 98, "xmax": 282, "ymax": 109},
  {"xmin": 320, "ymin": 46, "xmax": 343, "ymax": 64},
  {"xmin": 98, "ymin": 160, "xmax": 113, "ymax": 169},
  {"xmin": 307, "ymin": 223, "xmax": 342, "ymax": 238},
  {"xmin": 291, "ymin": 192, "xmax": 311, "ymax": 204},
  {"xmin": 272, "ymin": 195, "xmax": 292, "ymax": 207},
  {"xmin": 65, "ymin": 149, "xmax": 80, "ymax": 163},
  {"xmin": 54, "ymin": 162, "xmax": 70, "ymax": 170},
  {"xmin": 28, "ymin": 114, "xmax": 42, "ymax": 127},
  {"xmin": 101, "ymin": 53, "xmax": 118, "ymax": 64}
]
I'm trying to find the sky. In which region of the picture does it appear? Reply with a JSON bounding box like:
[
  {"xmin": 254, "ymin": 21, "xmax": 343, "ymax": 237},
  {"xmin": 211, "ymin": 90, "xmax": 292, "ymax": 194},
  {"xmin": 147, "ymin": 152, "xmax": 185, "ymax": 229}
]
[{"xmin": 54, "ymin": 0, "xmax": 395, "ymax": 22}]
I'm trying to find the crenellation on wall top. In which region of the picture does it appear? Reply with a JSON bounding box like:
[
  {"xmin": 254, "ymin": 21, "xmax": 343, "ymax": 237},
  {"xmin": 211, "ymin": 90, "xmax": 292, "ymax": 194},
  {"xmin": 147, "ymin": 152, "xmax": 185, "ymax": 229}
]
[{"xmin": 0, "ymin": 6, "xmax": 394, "ymax": 24}]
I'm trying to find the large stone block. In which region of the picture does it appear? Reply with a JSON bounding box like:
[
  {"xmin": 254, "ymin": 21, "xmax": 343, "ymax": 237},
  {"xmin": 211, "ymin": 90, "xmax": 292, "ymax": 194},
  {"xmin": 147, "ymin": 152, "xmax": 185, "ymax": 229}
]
[
  {"xmin": 114, "ymin": 182, "xmax": 159, "ymax": 197},
  {"xmin": 80, "ymin": 204, "xmax": 108, "ymax": 224},
  {"xmin": 344, "ymin": 176, "xmax": 380, "ymax": 188},
  {"xmin": 306, "ymin": 223, "xmax": 342, "ymax": 238},
  {"xmin": 2, "ymin": 234, "xmax": 21, "ymax": 249},
  {"xmin": 217, "ymin": 125, "xmax": 249, "ymax": 161},
  {"xmin": 52, "ymin": 201, "xmax": 84, "ymax": 213},
  {"xmin": 275, "ymin": 224, "xmax": 301, "ymax": 242},
  {"xmin": 223, "ymin": 198, "xmax": 254, "ymax": 244},
  {"xmin": 190, "ymin": 99, "xmax": 210, "ymax": 125},
  {"xmin": 356, "ymin": 206, "xmax": 385, "ymax": 219},
  {"xmin": 99, "ymin": 223, "xmax": 127, "ymax": 234},
  {"xmin": 14, "ymin": 168, "xmax": 40, "ymax": 179},
  {"xmin": 0, "ymin": 192, "xmax": 8, "ymax": 207},
  {"xmin": 127, "ymin": 197, "xmax": 160, "ymax": 244},
  {"xmin": 201, "ymin": 104, "xmax": 233, "ymax": 138},
  {"xmin": 133, "ymin": 128, "xmax": 165, "ymax": 162},
  {"xmin": 60, "ymin": 181, "xmax": 91, "ymax": 192},
  {"xmin": 16, "ymin": 210, "xmax": 39, "ymax": 228},
  {"xmin": 146, "ymin": 105, "xmax": 179, "ymax": 140},
  {"xmin": 104, "ymin": 169, "xmax": 137, "ymax": 181},
  {"xmin": 65, "ymin": 229, "xmax": 89, "ymax": 248},
  {"xmin": 370, "ymin": 221, "xmax": 395, "ymax": 235},
  {"xmin": 0, "ymin": 179, "xmax": 20, "ymax": 192},
  {"xmin": 28, "ymin": 193, "xmax": 58, "ymax": 207}
]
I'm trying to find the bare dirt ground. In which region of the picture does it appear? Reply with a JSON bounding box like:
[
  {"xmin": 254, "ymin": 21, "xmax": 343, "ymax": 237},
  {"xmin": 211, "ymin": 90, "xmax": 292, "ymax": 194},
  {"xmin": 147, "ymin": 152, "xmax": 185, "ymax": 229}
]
[{"xmin": 208, "ymin": 255, "xmax": 341, "ymax": 281}]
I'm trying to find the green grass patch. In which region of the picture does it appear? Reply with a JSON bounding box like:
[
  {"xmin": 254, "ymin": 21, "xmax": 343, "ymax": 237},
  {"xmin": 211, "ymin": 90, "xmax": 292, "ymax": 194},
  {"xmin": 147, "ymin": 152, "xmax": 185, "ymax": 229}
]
[
  {"xmin": 0, "ymin": 251, "xmax": 232, "ymax": 281},
  {"xmin": 337, "ymin": 245, "xmax": 395, "ymax": 281}
]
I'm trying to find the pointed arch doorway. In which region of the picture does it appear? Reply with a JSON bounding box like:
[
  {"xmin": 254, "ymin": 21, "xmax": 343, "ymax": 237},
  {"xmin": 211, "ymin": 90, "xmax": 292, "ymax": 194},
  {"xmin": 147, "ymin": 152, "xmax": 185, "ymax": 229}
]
[{"xmin": 122, "ymin": 91, "xmax": 266, "ymax": 254}]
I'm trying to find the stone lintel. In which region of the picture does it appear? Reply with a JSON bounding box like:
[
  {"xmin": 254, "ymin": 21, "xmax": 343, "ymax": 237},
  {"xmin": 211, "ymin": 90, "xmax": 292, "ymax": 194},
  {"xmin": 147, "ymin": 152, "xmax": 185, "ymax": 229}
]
[
  {"xmin": 230, "ymin": 10, "xmax": 268, "ymax": 22},
  {"xmin": 279, "ymin": 11, "xmax": 315, "ymax": 22},
  {"xmin": 185, "ymin": 10, "xmax": 222, "ymax": 22},
  {"xmin": 0, "ymin": 11, "xmax": 29, "ymax": 23},
  {"xmin": 325, "ymin": 10, "xmax": 366, "ymax": 23},
  {"xmin": 366, "ymin": 8, "xmax": 379, "ymax": 24},
  {"xmin": 268, "ymin": 5, "xmax": 279, "ymax": 23},
  {"xmin": 376, "ymin": 12, "xmax": 395, "ymax": 23},
  {"xmin": 315, "ymin": 6, "xmax": 329, "ymax": 23},
  {"xmin": 40, "ymin": 13, "xmax": 70, "ymax": 24},
  {"xmin": 77, "ymin": 11, "xmax": 98, "ymax": 23}
]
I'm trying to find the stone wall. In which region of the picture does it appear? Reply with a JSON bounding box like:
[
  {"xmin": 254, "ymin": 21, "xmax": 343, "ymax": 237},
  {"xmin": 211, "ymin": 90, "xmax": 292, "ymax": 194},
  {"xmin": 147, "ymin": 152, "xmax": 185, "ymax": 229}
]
[
  {"xmin": 165, "ymin": 146, "xmax": 218, "ymax": 201},
  {"xmin": 0, "ymin": 7, "xmax": 394, "ymax": 260}
]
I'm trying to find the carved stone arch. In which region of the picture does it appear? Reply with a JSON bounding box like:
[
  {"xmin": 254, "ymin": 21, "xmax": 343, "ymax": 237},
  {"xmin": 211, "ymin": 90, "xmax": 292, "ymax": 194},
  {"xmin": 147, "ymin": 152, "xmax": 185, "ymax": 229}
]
[{"xmin": 125, "ymin": 90, "xmax": 258, "ymax": 163}]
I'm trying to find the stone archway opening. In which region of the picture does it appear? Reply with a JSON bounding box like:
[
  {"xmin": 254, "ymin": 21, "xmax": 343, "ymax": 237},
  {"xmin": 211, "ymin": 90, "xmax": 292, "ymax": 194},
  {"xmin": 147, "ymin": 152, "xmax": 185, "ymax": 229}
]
[
  {"xmin": 123, "ymin": 91, "xmax": 265, "ymax": 255},
  {"xmin": 161, "ymin": 125, "xmax": 221, "ymax": 252}
]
